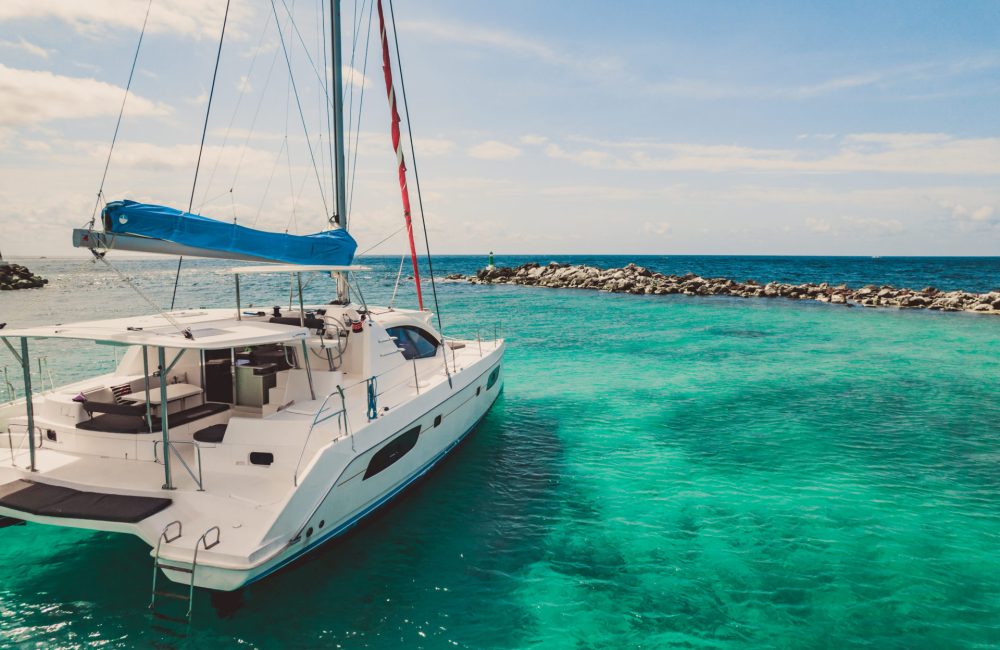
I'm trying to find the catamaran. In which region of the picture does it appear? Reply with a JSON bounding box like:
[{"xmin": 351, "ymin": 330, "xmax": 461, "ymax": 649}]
[{"xmin": 0, "ymin": 0, "xmax": 503, "ymax": 614}]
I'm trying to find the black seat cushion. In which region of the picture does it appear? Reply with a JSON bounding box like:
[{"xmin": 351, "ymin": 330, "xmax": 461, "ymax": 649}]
[
  {"xmin": 76, "ymin": 402, "xmax": 229, "ymax": 434},
  {"xmin": 154, "ymin": 402, "xmax": 229, "ymax": 429},
  {"xmin": 0, "ymin": 480, "xmax": 171, "ymax": 523},
  {"xmin": 193, "ymin": 424, "xmax": 227, "ymax": 443},
  {"xmin": 270, "ymin": 316, "xmax": 325, "ymax": 329},
  {"xmin": 76, "ymin": 413, "xmax": 150, "ymax": 434}
]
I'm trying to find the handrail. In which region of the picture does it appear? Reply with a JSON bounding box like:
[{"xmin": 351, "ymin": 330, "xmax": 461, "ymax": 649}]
[
  {"xmin": 2, "ymin": 367, "xmax": 14, "ymax": 404},
  {"xmin": 6, "ymin": 423, "xmax": 41, "ymax": 469},
  {"xmin": 153, "ymin": 440, "xmax": 205, "ymax": 491},
  {"xmin": 149, "ymin": 519, "xmax": 183, "ymax": 609},
  {"xmin": 188, "ymin": 526, "xmax": 221, "ymax": 618},
  {"xmin": 293, "ymin": 385, "xmax": 348, "ymax": 486}
]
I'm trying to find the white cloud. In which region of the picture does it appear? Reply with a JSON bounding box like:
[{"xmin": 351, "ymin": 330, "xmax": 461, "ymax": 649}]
[
  {"xmin": 413, "ymin": 137, "xmax": 456, "ymax": 156},
  {"xmin": 0, "ymin": 64, "xmax": 170, "ymax": 127},
  {"xmin": 543, "ymin": 133, "xmax": 1000, "ymax": 176},
  {"xmin": 0, "ymin": 36, "xmax": 51, "ymax": 58},
  {"xmin": 539, "ymin": 185, "xmax": 645, "ymax": 201},
  {"xmin": 398, "ymin": 19, "xmax": 622, "ymax": 79},
  {"xmin": 520, "ymin": 134, "xmax": 548, "ymax": 145},
  {"xmin": 343, "ymin": 65, "xmax": 371, "ymax": 90},
  {"xmin": 793, "ymin": 73, "xmax": 883, "ymax": 97},
  {"xmin": 468, "ymin": 140, "xmax": 522, "ymax": 161},
  {"xmin": 843, "ymin": 217, "xmax": 905, "ymax": 236},
  {"xmin": 0, "ymin": 0, "xmax": 255, "ymax": 40},
  {"xmin": 805, "ymin": 217, "xmax": 832, "ymax": 233},
  {"xmin": 400, "ymin": 20, "xmax": 563, "ymax": 65},
  {"xmin": 941, "ymin": 200, "xmax": 998, "ymax": 229},
  {"xmin": 642, "ymin": 221, "xmax": 670, "ymax": 237}
]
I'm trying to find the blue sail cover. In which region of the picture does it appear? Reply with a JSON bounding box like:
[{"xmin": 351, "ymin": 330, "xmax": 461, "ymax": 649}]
[{"xmin": 102, "ymin": 200, "xmax": 357, "ymax": 265}]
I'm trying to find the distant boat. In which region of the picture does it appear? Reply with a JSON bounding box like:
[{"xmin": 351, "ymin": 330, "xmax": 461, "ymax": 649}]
[{"xmin": 0, "ymin": 0, "xmax": 504, "ymax": 613}]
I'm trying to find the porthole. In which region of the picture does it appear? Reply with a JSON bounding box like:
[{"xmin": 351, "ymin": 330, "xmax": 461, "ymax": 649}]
[
  {"xmin": 486, "ymin": 367, "xmax": 500, "ymax": 390},
  {"xmin": 249, "ymin": 451, "xmax": 274, "ymax": 466},
  {"xmin": 433, "ymin": 415, "xmax": 442, "ymax": 427},
  {"xmin": 476, "ymin": 386, "xmax": 481, "ymax": 396},
  {"xmin": 319, "ymin": 520, "xmax": 325, "ymax": 529},
  {"xmin": 306, "ymin": 527, "xmax": 313, "ymax": 537}
]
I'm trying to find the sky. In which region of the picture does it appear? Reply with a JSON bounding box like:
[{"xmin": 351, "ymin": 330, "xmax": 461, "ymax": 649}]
[{"xmin": 0, "ymin": 0, "xmax": 998, "ymax": 258}]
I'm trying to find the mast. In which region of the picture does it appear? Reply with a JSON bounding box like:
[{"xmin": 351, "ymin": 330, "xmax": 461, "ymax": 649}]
[
  {"xmin": 331, "ymin": 0, "xmax": 348, "ymax": 230},
  {"xmin": 331, "ymin": 0, "xmax": 350, "ymax": 303}
]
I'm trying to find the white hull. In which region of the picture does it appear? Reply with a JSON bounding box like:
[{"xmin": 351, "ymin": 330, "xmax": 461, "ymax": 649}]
[
  {"xmin": 1, "ymin": 305, "xmax": 505, "ymax": 592},
  {"xmin": 162, "ymin": 352, "xmax": 502, "ymax": 590}
]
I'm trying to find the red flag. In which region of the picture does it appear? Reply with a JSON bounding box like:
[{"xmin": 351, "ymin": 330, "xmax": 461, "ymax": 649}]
[{"xmin": 378, "ymin": 0, "xmax": 423, "ymax": 311}]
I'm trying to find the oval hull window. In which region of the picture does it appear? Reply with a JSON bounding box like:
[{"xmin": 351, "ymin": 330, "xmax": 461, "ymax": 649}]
[
  {"xmin": 250, "ymin": 452, "xmax": 274, "ymax": 466},
  {"xmin": 486, "ymin": 367, "xmax": 500, "ymax": 390},
  {"xmin": 364, "ymin": 426, "xmax": 420, "ymax": 480}
]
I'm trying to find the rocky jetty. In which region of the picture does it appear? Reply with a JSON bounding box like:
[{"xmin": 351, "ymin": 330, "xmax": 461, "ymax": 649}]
[
  {"xmin": 0, "ymin": 263, "xmax": 48, "ymax": 291},
  {"xmin": 452, "ymin": 262, "xmax": 1000, "ymax": 316}
]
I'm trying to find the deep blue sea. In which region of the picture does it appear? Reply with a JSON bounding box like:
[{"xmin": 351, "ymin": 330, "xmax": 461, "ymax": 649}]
[{"xmin": 1, "ymin": 255, "xmax": 999, "ymax": 648}]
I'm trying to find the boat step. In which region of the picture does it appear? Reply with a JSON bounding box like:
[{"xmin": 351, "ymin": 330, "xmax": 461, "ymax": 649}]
[
  {"xmin": 150, "ymin": 624, "xmax": 188, "ymax": 639},
  {"xmin": 151, "ymin": 610, "xmax": 189, "ymax": 625},
  {"xmin": 156, "ymin": 563, "xmax": 194, "ymax": 574},
  {"xmin": 153, "ymin": 590, "xmax": 188, "ymax": 601}
]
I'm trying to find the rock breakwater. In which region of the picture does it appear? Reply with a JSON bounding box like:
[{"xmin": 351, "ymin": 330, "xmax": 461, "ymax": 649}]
[
  {"xmin": 0, "ymin": 263, "xmax": 48, "ymax": 291},
  {"xmin": 451, "ymin": 262, "xmax": 1000, "ymax": 315}
]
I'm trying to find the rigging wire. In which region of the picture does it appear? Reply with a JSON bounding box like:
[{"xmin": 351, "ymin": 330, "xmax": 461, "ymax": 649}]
[
  {"xmin": 253, "ymin": 137, "xmax": 289, "ymax": 227},
  {"xmin": 271, "ymin": 0, "xmax": 330, "ymax": 218},
  {"xmin": 388, "ymin": 254, "xmax": 406, "ymax": 308},
  {"xmin": 197, "ymin": 8, "xmax": 274, "ymax": 213},
  {"xmin": 91, "ymin": 251, "xmax": 192, "ymax": 339},
  {"xmin": 88, "ymin": 0, "xmax": 153, "ymax": 227},
  {"xmin": 171, "ymin": 0, "xmax": 232, "ymax": 311},
  {"xmin": 321, "ymin": 0, "xmax": 336, "ymax": 211},
  {"xmin": 227, "ymin": 43, "xmax": 282, "ymax": 215},
  {"xmin": 347, "ymin": 0, "xmax": 375, "ymax": 215},
  {"xmin": 356, "ymin": 224, "xmax": 405, "ymax": 256},
  {"xmin": 343, "ymin": 0, "xmax": 365, "ymax": 199},
  {"xmin": 387, "ymin": 0, "xmax": 446, "ymax": 336}
]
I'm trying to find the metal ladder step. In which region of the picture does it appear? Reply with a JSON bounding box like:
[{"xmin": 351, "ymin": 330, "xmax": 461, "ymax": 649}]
[
  {"xmin": 151, "ymin": 611, "xmax": 189, "ymax": 625},
  {"xmin": 150, "ymin": 625, "xmax": 188, "ymax": 641},
  {"xmin": 156, "ymin": 563, "xmax": 194, "ymax": 574},
  {"xmin": 149, "ymin": 522, "xmax": 222, "ymax": 624}
]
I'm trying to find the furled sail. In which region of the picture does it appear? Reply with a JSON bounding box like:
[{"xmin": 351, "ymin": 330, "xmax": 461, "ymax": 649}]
[{"xmin": 74, "ymin": 200, "xmax": 357, "ymax": 266}]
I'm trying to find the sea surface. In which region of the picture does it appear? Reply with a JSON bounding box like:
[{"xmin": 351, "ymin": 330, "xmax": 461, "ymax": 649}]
[{"xmin": 1, "ymin": 255, "xmax": 999, "ymax": 649}]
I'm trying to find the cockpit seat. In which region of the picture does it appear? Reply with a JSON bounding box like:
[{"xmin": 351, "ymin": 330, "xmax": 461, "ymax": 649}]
[
  {"xmin": 76, "ymin": 401, "xmax": 230, "ymax": 434},
  {"xmin": 193, "ymin": 423, "xmax": 227, "ymax": 443}
]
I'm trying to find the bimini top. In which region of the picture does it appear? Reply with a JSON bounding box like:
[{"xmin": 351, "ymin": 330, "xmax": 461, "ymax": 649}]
[
  {"xmin": 1, "ymin": 310, "xmax": 308, "ymax": 349},
  {"xmin": 98, "ymin": 200, "xmax": 357, "ymax": 266}
]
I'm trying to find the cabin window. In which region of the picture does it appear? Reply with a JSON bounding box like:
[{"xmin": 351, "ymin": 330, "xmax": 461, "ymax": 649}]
[
  {"xmin": 249, "ymin": 452, "xmax": 274, "ymax": 466},
  {"xmin": 363, "ymin": 426, "xmax": 421, "ymax": 479},
  {"xmin": 385, "ymin": 326, "xmax": 439, "ymax": 361},
  {"xmin": 487, "ymin": 367, "xmax": 500, "ymax": 390}
]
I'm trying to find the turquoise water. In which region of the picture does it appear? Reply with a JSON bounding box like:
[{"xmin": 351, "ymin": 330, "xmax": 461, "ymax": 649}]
[{"xmin": 1, "ymin": 257, "xmax": 999, "ymax": 648}]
